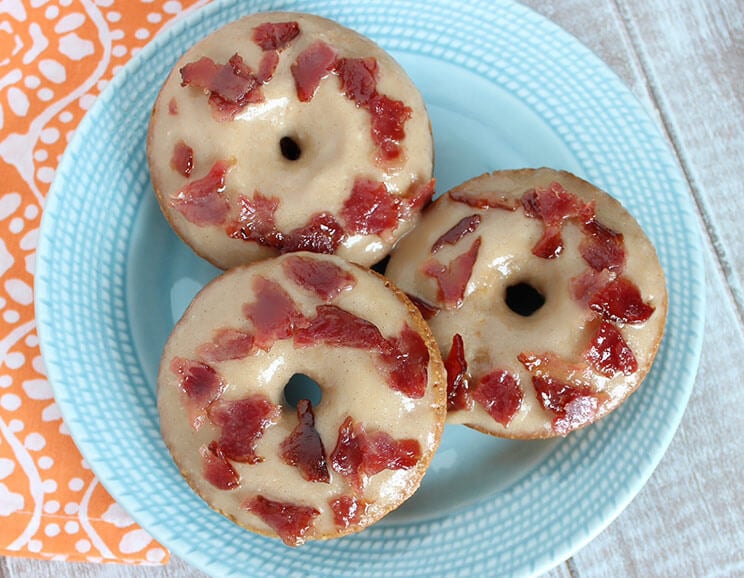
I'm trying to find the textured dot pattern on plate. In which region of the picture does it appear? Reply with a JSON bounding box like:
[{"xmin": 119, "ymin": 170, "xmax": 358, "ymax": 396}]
[{"xmin": 35, "ymin": 0, "xmax": 705, "ymax": 576}]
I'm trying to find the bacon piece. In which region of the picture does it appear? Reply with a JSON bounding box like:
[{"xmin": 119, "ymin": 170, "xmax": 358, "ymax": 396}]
[
  {"xmin": 294, "ymin": 305, "xmax": 387, "ymax": 351},
  {"xmin": 445, "ymin": 333, "xmax": 472, "ymax": 411},
  {"xmin": 570, "ymin": 268, "xmax": 614, "ymax": 305},
  {"xmin": 281, "ymin": 212, "xmax": 345, "ymax": 254},
  {"xmin": 335, "ymin": 57, "xmax": 378, "ymax": 106},
  {"xmin": 170, "ymin": 140, "xmax": 193, "ymax": 177},
  {"xmin": 581, "ymin": 218, "xmax": 626, "ymax": 272},
  {"xmin": 170, "ymin": 160, "xmax": 232, "ymax": 226},
  {"xmin": 180, "ymin": 54, "xmax": 263, "ymax": 121},
  {"xmin": 521, "ymin": 182, "xmax": 593, "ymax": 259},
  {"xmin": 228, "ymin": 195, "xmax": 346, "ymax": 255},
  {"xmin": 243, "ymin": 495, "xmax": 319, "ymax": 547},
  {"xmin": 280, "ymin": 399, "xmax": 330, "ymax": 483},
  {"xmin": 329, "ymin": 417, "xmax": 365, "ymax": 491},
  {"xmin": 252, "ymin": 21, "xmax": 300, "ymax": 51},
  {"xmin": 362, "ymin": 429, "xmax": 421, "ymax": 475},
  {"xmin": 406, "ymin": 293, "xmax": 440, "ymax": 320},
  {"xmin": 291, "ymin": 41, "xmax": 337, "ymax": 102},
  {"xmin": 330, "ymin": 416, "xmax": 421, "ymax": 492},
  {"xmin": 329, "ymin": 494, "xmax": 370, "ymax": 529},
  {"xmin": 209, "ymin": 395, "xmax": 280, "ymax": 463},
  {"xmin": 405, "ymin": 178, "xmax": 436, "ymax": 211},
  {"xmin": 168, "ymin": 97, "xmax": 179, "ymax": 115},
  {"xmin": 282, "ymin": 254, "xmax": 356, "ymax": 301},
  {"xmin": 589, "ymin": 276, "xmax": 655, "ymax": 324},
  {"xmin": 201, "ymin": 441, "xmax": 240, "ymax": 490},
  {"xmin": 449, "ymin": 188, "xmax": 518, "ymax": 211},
  {"xmin": 380, "ymin": 324, "xmax": 430, "ymax": 399},
  {"xmin": 256, "ymin": 51, "xmax": 280, "ymax": 84},
  {"xmin": 170, "ymin": 357, "xmax": 225, "ymax": 430},
  {"xmin": 243, "ymin": 277, "xmax": 306, "ymax": 350},
  {"xmin": 197, "ymin": 328, "xmax": 255, "ymax": 363},
  {"xmin": 518, "ymin": 351, "xmax": 607, "ymax": 435},
  {"xmin": 423, "ymin": 237, "xmax": 481, "ymax": 308},
  {"xmin": 368, "ymin": 94, "xmax": 412, "ymax": 163},
  {"xmin": 227, "ymin": 192, "xmax": 281, "ymax": 247},
  {"xmin": 532, "ymin": 375, "xmax": 604, "ymax": 436},
  {"xmin": 341, "ymin": 177, "xmax": 399, "ymax": 236},
  {"xmin": 585, "ymin": 321, "xmax": 638, "ymax": 376},
  {"xmin": 472, "ymin": 369, "xmax": 523, "ymax": 427},
  {"xmin": 431, "ymin": 214, "xmax": 481, "ymax": 253}
]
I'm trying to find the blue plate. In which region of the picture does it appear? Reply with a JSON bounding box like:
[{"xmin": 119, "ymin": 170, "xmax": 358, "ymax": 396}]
[{"xmin": 36, "ymin": 0, "xmax": 705, "ymax": 576}]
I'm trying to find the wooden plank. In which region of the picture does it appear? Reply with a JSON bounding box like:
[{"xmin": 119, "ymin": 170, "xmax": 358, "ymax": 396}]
[{"xmin": 612, "ymin": 0, "xmax": 744, "ymax": 320}]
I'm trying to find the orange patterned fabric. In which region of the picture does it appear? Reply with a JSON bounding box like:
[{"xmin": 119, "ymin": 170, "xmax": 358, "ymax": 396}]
[{"xmin": 1, "ymin": 0, "xmax": 211, "ymax": 564}]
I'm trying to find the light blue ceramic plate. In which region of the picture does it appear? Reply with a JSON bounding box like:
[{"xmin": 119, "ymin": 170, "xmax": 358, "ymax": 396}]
[{"xmin": 36, "ymin": 1, "xmax": 705, "ymax": 576}]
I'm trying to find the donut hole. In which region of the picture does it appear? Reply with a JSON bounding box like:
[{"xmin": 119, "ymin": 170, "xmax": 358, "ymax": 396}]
[
  {"xmin": 279, "ymin": 136, "xmax": 302, "ymax": 161},
  {"xmin": 505, "ymin": 282, "xmax": 545, "ymax": 317},
  {"xmin": 283, "ymin": 373, "xmax": 322, "ymax": 408}
]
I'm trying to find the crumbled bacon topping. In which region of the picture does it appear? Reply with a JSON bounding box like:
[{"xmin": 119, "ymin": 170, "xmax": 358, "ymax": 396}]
[
  {"xmin": 532, "ymin": 375, "xmax": 605, "ymax": 436},
  {"xmin": 445, "ymin": 333, "xmax": 472, "ymax": 411},
  {"xmin": 208, "ymin": 395, "xmax": 280, "ymax": 464},
  {"xmin": 518, "ymin": 352, "xmax": 607, "ymax": 435},
  {"xmin": 201, "ymin": 441, "xmax": 240, "ymax": 490},
  {"xmin": 243, "ymin": 495, "xmax": 319, "ymax": 547},
  {"xmin": 584, "ymin": 321, "xmax": 638, "ymax": 377},
  {"xmin": 521, "ymin": 182, "xmax": 593, "ymax": 259},
  {"xmin": 341, "ymin": 177, "xmax": 400, "ymax": 236},
  {"xmin": 170, "ymin": 357, "xmax": 225, "ymax": 430},
  {"xmin": 282, "ymin": 254, "xmax": 356, "ymax": 301},
  {"xmin": 294, "ymin": 305, "xmax": 387, "ymax": 351},
  {"xmin": 291, "ymin": 40, "xmax": 338, "ymax": 102},
  {"xmin": 170, "ymin": 160, "xmax": 233, "ymax": 226},
  {"xmin": 329, "ymin": 494, "xmax": 370, "ymax": 529},
  {"xmin": 252, "ymin": 21, "xmax": 300, "ymax": 52},
  {"xmin": 330, "ymin": 416, "xmax": 421, "ymax": 492},
  {"xmin": 367, "ymin": 94, "xmax": 412, "ymax": 163},
  {"xmin": 243, "ymin": 277, "xmax": 306, "ymax": 350},
  {"xmin": 580, "ymin": 218, "xmax": 626, "ymax": 272},
  {"xmin": 334, "ymin": 57, "xmax": 412, "ymax": 163},
  {"xmin": 379, "ymin": 324, "xmax": 430, "ymax": 399},
  {"xmin": 589, "ymin": 276, "xmax": 655, "ymax": 324},
  {"xmin": 170, "ymin": 140, "xmax": 194, "ymax": 177},
  {"xmin": 280, "ymin": 399, "xmax": 330, "ymax": 483},
  {"xmin": 431, "ymin": 214, "xmax": 481, "ymax": 253},
  {"xmin": 180, "ymin": 54, "xmax": 264, "ymax": 121},
  {"xmin": 472, "ymin": 369, "xmax": 523, "ymax": 427},
  {"xmin": 423, "ymin": 237, "xmax": 481, "ymax": 308},
  {"xmin": 197, "ymin": 327, "xmax": 255, "ymax": 363}
]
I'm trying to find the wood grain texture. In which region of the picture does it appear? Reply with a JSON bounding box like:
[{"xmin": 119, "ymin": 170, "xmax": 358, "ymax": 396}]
[
  {"xmin": 614, "ymin": 0, "xmax": 744, "ymax": 323},
  {"xmin": 3, "ymin": 0, "xmax": 742, "ymax": 576}
]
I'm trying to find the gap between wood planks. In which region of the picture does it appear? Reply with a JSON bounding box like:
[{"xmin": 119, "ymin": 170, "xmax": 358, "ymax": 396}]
[{"xmin": 610, "ymin": 0, "xmax": 744, "ymax": 329}]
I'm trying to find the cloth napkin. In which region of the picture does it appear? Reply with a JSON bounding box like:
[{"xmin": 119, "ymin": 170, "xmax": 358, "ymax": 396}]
[{"xmin": 0, "ymin": 0, "xmax": 212, "ymax": 564}]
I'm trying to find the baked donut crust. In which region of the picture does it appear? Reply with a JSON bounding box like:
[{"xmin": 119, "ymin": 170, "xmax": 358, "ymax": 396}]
[
  {"xmin": 385, "ymin": 168, "xmax": 667, "ymax": 439},
  {"xmin": 147, "ymin": 11, "xmax": 434, "ymax": 269},
  {"xmin": 158, "ymin": 252, "xmax": 446, "ymax": 545}
]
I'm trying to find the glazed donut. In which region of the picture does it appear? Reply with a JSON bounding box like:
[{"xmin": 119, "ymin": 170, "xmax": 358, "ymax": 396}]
[
  {"xmin": 147, "ymin": 12, "xmax": 434, "ymax": 269},
  {"xmin": 158, "ymin": 252, "xmax": 446, "ymax": 545},
  {"xmin": 385, "ymin": 168, "xmax": 667, "ymax": 438}
]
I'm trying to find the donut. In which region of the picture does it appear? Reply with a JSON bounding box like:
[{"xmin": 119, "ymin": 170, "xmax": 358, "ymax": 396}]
[
  {"xmin": 385, "ymin": 168, "xmax": 667, "ymax": 438},
  {"xmin": 158, "ymin": 252, "xmax": 446, "ymax": 545},
  {"xmin": 147, "ymin": 11, "xmax": 434, "ymax": 269}
]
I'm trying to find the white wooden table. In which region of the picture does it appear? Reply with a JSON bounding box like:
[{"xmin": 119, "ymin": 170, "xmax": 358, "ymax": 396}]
[{"xmin": 2, "ymin": 0, "xmax": 742, "ymax": 576}]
